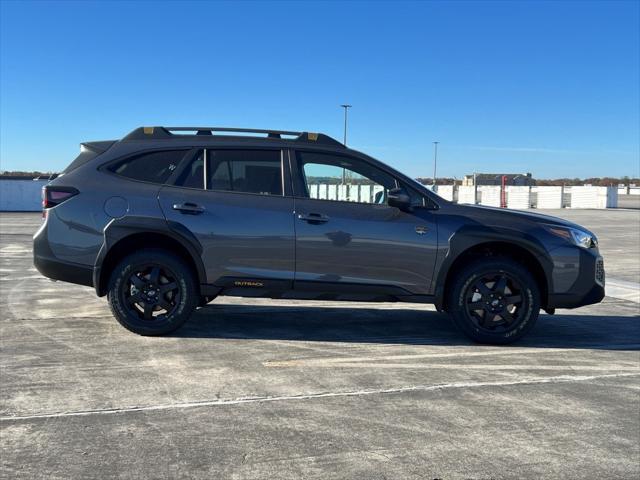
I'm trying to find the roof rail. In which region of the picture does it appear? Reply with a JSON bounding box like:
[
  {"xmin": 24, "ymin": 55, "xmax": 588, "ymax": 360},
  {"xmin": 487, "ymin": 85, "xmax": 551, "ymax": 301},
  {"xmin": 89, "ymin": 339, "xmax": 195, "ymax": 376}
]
[{"xmin": 122, "ymin": 126, "xmax": 344, "ymax": 147}]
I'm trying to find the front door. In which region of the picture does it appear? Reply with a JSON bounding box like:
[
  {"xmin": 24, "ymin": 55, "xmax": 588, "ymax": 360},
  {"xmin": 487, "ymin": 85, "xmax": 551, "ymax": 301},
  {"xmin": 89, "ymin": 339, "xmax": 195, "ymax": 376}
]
[
  {"xmin": 159, "ymin": 148, "xmax": 295, "ymax": 288},
  {"xmin": 292, "ymin": 151, "xmax": 438, "ymax": 296}
]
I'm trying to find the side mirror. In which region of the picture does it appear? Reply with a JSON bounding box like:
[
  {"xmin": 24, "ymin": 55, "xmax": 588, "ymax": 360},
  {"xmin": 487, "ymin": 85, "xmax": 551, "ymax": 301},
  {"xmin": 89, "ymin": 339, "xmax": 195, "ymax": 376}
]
[{"xmin": 387, "ymin": 187, "xmax": 412, "ymax": 212}]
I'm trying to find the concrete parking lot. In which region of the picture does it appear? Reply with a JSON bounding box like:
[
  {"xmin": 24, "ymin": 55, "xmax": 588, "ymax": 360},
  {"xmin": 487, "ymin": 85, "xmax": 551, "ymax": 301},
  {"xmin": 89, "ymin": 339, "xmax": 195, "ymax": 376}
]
[{"xmin": 1, "ymin": 210, "xmax": 639, "ymax": 479}]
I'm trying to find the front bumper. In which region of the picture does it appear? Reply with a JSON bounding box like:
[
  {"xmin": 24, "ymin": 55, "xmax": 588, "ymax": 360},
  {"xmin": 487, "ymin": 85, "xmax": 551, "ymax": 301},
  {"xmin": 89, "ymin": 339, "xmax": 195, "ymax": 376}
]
[{"xmin": 547, "ymin": 250, "xmax": 605, "ymax": 309}]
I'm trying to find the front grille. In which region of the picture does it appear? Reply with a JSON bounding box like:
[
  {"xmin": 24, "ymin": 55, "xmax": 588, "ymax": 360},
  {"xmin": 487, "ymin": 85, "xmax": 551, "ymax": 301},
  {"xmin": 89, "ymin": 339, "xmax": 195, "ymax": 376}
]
[{"xmin": 595, "ymin": 257, "xmax": 605, "ymax": 286}]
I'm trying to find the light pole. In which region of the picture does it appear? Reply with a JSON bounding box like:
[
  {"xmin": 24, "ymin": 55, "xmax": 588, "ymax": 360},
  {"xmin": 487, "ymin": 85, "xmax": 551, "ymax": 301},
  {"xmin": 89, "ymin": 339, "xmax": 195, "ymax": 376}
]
[
  {"xmin": 340, "ymin": 104, "xmax": 352, "ymax": 146},
  {"xmin": 432, "ymin": 141, "xmax": 439, "ymax": 186}
]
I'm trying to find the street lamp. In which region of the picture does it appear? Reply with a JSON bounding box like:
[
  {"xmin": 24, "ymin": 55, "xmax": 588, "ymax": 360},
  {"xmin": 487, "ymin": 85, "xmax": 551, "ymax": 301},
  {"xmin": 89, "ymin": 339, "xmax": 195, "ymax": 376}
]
[
  {"xmin": 432, "ymin": 141, "xmax": 439, "ymax": 186},
  {"xmin": 340, "ymin": 104, "xmax": 352, "ymax": 146}
]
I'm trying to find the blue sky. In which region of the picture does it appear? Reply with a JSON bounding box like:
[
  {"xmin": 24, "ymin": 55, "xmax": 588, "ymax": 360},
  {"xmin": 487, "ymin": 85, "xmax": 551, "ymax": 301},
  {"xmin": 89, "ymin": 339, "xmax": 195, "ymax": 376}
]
[{"xmin": 1, "ymin": 0, "xmax": 638, "ymax": 178}]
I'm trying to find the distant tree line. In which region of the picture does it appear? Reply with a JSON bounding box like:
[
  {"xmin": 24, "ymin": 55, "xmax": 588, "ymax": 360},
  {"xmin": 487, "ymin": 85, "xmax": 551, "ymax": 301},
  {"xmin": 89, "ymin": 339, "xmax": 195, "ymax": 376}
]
[
  {"xmin": 0, "ymin": 171, "xmax": 57, "ymax": 179},
  {"xmin": 533, "ymin": 177, "xmax": 639, "ymax": 187},
  {"xmin": 416, "ymin": 177, "xmax": 458, "ymax": 185}
]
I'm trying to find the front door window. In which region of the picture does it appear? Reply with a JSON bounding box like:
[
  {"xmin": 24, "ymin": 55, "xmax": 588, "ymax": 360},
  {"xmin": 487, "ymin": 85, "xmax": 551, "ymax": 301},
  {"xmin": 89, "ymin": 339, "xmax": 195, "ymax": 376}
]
[{"xmin": 297, "ymin": 151, "xmax": 396, "ymax": 204}]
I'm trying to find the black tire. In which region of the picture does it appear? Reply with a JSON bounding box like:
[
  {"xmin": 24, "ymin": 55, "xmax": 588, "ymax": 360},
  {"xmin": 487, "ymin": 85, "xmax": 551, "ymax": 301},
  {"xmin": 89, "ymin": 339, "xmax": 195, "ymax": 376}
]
[
  {"xmin": 107, "ymin": 248, "xmax": 198, "ymax": 336},
  {"xmin": 447, "ymin": 257, "xmax": 540, "ymax": 344}
]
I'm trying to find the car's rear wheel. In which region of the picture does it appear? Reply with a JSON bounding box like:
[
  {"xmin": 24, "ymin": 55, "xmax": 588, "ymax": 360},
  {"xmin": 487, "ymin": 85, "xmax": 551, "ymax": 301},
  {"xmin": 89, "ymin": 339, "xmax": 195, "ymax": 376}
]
[
  {"xmin": 447, "ymin": 258, "xmax": 540, "ymax": 344},
  {"xmin": 107, "ymin": 249, "xmax": 197, "ymax": 336}
]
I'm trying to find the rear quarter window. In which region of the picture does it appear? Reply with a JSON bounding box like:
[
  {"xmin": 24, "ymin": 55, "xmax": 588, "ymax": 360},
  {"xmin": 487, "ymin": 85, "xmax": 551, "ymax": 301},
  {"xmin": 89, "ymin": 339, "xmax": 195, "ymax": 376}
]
[{"xmin": 108, "ymin": 150, "xmax": 186, "ymax": 184}]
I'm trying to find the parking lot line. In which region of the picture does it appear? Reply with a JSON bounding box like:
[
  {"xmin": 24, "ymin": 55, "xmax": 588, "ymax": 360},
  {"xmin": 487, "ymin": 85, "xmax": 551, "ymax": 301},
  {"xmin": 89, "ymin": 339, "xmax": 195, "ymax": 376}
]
[
  {"xmin": 606, "ymin": 277, "xmax": 640, "ymax": 303},
  {"xmin": 1, "ymin": 372, "xmax": 637, "ymax": 423}
]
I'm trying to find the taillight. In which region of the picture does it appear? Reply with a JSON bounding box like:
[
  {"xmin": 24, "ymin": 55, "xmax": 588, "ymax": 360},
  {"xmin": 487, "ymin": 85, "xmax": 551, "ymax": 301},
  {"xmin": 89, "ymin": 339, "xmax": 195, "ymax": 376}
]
[{"xmin": 42, "ymin": 186, "xmax": 79, "ymax": 209}]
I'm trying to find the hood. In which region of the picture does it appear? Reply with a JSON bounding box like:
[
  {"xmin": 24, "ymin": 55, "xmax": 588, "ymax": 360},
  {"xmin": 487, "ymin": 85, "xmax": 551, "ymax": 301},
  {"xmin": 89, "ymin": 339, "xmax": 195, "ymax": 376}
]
[{"xmin": 449, "ymin": 203, "xmax": 594, "ymax": 235}]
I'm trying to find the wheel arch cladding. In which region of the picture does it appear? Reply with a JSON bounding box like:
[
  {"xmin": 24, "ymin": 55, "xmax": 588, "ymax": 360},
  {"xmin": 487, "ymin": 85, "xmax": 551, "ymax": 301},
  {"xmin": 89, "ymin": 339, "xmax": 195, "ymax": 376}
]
[
  {"xmin": 94, "ymin": 217, "xmax": 206, "ymax": 297},
  {"xmin": 437, "ymin": 239, "xmax": 551, "ymax": 311}
]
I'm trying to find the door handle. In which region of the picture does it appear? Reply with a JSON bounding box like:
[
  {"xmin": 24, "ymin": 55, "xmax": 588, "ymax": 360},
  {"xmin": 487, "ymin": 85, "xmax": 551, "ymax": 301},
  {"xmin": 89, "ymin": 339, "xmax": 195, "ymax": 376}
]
[
  {"xmin": 298, "ymin": 212, "xmax": 329, "ymax": 224},
  {"xmin": 172, "ymin": 202, "xmax": 205, "ymax": 214}
]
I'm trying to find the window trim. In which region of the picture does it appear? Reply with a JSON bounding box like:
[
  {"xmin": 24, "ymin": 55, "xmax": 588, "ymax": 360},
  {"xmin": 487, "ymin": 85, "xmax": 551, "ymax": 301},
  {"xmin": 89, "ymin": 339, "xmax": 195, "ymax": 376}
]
[{"xmin": 203, "ymin": 149, "xmax": 208, "ymax": 190}]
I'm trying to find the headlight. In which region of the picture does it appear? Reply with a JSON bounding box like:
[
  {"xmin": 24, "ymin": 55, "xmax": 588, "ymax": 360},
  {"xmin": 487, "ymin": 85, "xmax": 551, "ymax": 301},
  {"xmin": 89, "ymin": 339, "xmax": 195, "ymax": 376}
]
[{"xmin": 544, "ymin": 224, "xmax": 597, "ymax": 249}]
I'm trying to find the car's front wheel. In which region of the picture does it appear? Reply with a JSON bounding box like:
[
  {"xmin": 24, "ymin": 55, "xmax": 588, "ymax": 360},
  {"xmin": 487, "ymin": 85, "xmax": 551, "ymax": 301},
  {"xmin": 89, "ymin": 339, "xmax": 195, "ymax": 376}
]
[
  {"xmin": 447, "ymin": 258, "xmax": 540, "ymax": 344},
  {"xmin": 107, "ymin": 249, "xmax": 197, "ymax": 336}
]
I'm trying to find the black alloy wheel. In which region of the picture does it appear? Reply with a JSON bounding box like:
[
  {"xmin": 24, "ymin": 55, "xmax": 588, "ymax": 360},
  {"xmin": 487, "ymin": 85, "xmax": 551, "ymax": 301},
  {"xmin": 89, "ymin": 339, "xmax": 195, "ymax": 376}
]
[
  {"xmin": 107, "ymin": 249, "xmax": 197, "ymax": 336},
  {"xmin": 448, "ymin": 258, "xmax": 541, "ymax": 344},
  {"xmin": 125, "ymin": 264, "xmax": 181, "ymax": 321},
  {"xmin": 464, "ymin": 271, "xmax": 526, "ymax": 333}
]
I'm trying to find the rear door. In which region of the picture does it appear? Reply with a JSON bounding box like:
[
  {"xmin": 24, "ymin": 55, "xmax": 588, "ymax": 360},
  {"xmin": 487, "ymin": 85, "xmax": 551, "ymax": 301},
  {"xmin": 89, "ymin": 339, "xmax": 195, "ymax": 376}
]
[
  {"xmin": 292, "ymin": 151, "xmax": 438, "ymax": 296},
  {"xmin": 158, "ymin": 148, "xmax": 295, "ymax": 288}
]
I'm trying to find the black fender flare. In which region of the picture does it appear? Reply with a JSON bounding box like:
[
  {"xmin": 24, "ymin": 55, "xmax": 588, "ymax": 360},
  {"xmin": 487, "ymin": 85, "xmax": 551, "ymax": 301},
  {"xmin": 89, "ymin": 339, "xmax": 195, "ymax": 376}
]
[
  {"xmin": 433, "ymin": 225, "xmax": 554, "ymax": 309},
  {"xmin": 93, "ymin": 216, "xmax": 206, "ymax": 296}
]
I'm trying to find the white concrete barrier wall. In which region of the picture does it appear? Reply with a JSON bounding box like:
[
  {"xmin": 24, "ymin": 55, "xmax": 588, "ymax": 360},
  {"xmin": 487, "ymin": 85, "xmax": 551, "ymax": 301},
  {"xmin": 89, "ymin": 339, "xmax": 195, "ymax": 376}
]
[
  {"xmin": 327, "ymin": 184, "xmax": 337, "ymax": 200},
  {"xmin": 569, "ymin": 186, "xmax": 618, "ymax": 209},
  {"xmin": 535, "ymin": 186, "xmax": 564, "ymax": 209},
  {"xmin": 478, "ymin": 186, "xmax": 501, "ymax": 207},
  {"xmin": 506, "ymin": 186, "xmax": 531, "ymax": 209},
  {"xmin": 569, "ymin": 187, "xmax": 599, "ymax": 208},
  {"xmin": 618, "ymin": 187, "xmax": 640, "ymax": 195},
  {"xmin": 360, "ymin": 185, "xmax": 372, "ymax": 203},
  {"xmin": 308, "ymin": 184, "xmax": 385, "ymax": 203},
  {"xmin": 457, "ymin": 186, "xmax": 477, "ymax": 204},
  {"xmin": 434, "ymin": 185, "xmax": 455, "ymax": 201},
  {"xmin": 0, "ymin": 180, "xmax": 47, "ymax": 211}
]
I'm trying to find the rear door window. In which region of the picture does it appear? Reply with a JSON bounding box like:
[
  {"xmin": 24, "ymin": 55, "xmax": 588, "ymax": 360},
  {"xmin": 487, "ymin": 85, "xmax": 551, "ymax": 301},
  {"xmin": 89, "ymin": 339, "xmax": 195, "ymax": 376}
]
[
  {"xmin": 108, "ymin": 150, "xmax": 186, "ymax": 184},
  {"xmin": 206, "ymin": 150, "xmax": 283, "ymax": 196}
]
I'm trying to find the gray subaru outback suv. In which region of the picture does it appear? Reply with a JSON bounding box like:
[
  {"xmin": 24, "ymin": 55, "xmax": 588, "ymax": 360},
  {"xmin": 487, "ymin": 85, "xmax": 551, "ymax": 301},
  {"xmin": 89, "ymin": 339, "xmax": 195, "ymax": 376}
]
[{"xmin": 34, "ymin": 126, "xmax": 605, "ymax": 344}]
